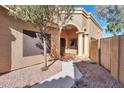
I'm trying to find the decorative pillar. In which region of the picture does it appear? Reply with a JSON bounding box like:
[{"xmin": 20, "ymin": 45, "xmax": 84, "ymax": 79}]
[
  {"xmin": 84, "ymin": 32, "xmax": 89, "ymax": 58},
  {"xmin": 77, "ymin": 31, "xmax": 84, "ymax": 57}
]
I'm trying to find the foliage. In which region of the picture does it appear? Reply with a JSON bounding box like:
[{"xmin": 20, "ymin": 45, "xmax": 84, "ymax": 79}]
[
  {"xmin": 106, "ymin": 22, "xmax": 122, "ymax": 36},
  {"xmin": 8, "ymin": 5, "xmax": 74, "ymax": 30},
  {"xmin": 96, "ymin": 5, "xmax": 124, "ymax": 35}
]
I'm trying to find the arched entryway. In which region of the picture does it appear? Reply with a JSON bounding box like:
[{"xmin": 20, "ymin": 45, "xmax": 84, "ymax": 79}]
[{"xmin": 60, "ymin": 24, "xmax": 79, "ymax": 57}]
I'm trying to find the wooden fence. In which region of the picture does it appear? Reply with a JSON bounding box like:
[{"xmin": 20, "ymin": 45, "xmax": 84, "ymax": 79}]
[{"xmin": 90, "ymin": 35, "xmax": 124, "ymax": 85}]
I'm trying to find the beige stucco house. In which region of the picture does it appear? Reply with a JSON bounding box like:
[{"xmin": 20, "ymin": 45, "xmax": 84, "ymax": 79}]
[
  {"xmin": 0, "ymin": 5, "xmax": 102, "ymax": 74},
  {"xmin": 60, "ymin": 8, "xmax": 102, "ymax": 58}
]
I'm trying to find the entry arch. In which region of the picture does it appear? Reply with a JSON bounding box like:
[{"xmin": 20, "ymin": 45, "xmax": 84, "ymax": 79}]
[
  {"xmin": 60, "ymin": 22, "xmax": 81, "ymax": 33},
  {"xmin": 60, "ymin": 23, "xmax": 80, "ymax": 57}
]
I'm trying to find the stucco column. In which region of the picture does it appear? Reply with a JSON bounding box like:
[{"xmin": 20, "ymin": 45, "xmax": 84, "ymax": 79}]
[
  {"xmin": 77, "ymin": 31, "xmax": 84, "ymax": 57},
  {"xmin": 84, "ymin": 32, "xmax": 89, "ymax": 58}
]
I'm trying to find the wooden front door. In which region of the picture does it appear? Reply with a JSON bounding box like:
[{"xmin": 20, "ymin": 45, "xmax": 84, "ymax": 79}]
[{"xmin": 60, "ymin": 38, "xmax": 66, "ymax": 56}]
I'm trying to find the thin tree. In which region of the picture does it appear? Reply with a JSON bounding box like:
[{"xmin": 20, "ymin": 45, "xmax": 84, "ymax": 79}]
[{"xmin": 8, "ymin": 5, "xmax": 74, "ymax": 70}]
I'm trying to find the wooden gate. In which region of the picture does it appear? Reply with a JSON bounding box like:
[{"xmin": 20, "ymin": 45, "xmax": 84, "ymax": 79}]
[
  {"xmin": 119, "ymin": 35, "xmax": 124, "ymax": 84},
  {"xmin": 100, "ymin": 38, "xmax": 111, "ymax": 70},
  {"xmin": 89, "ymin": 40, "xmax": 99, "ymax": 64}
]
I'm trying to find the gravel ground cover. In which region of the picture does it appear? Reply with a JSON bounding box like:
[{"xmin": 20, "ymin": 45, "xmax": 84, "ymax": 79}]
[
  {"xmin": 72, "ymin": 61, "xmax": 123, "ymax": 88},
  {"xmin": 0, "ymin": 60, "xmax": 62, "ymax": 88}
]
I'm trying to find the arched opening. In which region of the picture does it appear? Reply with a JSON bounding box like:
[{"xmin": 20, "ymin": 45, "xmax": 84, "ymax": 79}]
[{"xmin": 60, "ymin": 24, "xmax": 79, "ymax": 57}]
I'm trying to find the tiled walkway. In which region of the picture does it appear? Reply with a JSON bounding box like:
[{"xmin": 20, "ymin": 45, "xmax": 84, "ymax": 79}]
[
  {"xmin": 32, "ymin": 62, "xmax": 82, "ymax": 88},
  {"xmin": 0, "ymin": 60, "xmax": 62, "ymax": 88}
]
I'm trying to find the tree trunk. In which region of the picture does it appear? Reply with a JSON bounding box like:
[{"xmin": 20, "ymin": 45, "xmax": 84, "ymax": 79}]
[
  {"xmin": 40, "ymin": 27, "xmax": 48, "ymax": 71},
  {"xmin": 43, "ymin": 37, "xmax": 47, "ymax": 68}
]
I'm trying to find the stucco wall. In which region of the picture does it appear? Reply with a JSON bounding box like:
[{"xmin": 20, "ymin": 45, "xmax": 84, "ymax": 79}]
[
  {"xmin": 0, "ymin": 6, "xmax": 60, "ymax": 73},
  {"xmin": 67, "ymin": 14, "xmax": 82, "ymax": 31},
  {"xmin": 88, "ymin": 18, "xmax": 102, "ymax": 50},
  {"xmin": 82, "ymin": 14, "xmax": 88, "ymax": 30},
  {"xmin": 89, "ymin": 18, "xmax": 102, "ymax": 40}
]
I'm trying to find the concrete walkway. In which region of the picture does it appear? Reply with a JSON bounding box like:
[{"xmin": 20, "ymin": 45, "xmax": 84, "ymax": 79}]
[{"xmin": 32, "ymin": 61, "xmax": 82, "ymax": 88}]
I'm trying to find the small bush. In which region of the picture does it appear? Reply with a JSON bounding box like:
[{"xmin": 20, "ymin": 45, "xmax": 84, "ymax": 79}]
[{"xmin": 88, "ymin": 60, "xmax": 96, "ymax": 64}]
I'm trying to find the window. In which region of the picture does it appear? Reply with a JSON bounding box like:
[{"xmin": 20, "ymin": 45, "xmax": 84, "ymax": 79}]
[
  {"xmin": 70, "ymin": 39, "xmax": 77, "ymax": 49},
  {"xmin": 23, "ymin": 30, "xmax": 51, "ymax": 57}
]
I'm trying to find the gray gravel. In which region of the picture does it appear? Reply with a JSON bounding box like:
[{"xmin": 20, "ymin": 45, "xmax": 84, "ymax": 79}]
[
  {"xmin": 0, "ymin": 60, "xmax": 62, "ymax": 88},
  {"xmin": 72, "ymin": 61, "xmax": 124, "ymax": 88}
]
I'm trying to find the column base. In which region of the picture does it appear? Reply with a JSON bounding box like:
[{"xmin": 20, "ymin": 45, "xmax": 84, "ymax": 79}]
[
  {"xmin": 77, "ymin": 54, "xmax": 85, "ymax": 58},
  {"xmin": 83, "ymin": 54, "xmax": 89, "ymax": 59},
  {"xmin": 77, "ymin": 54, "xmax": 89, "ymax": 60}
]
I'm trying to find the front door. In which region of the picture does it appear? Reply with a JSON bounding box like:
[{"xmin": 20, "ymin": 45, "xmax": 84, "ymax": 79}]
[{"xmin": 60, "ymin": 38, "xmax": 66, "ymax": 56}]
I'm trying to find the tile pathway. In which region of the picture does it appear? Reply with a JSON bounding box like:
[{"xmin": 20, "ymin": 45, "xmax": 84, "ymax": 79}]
[{"xmin": 32, "ymin": 61, "xmax": 82, "ymax": 88}]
